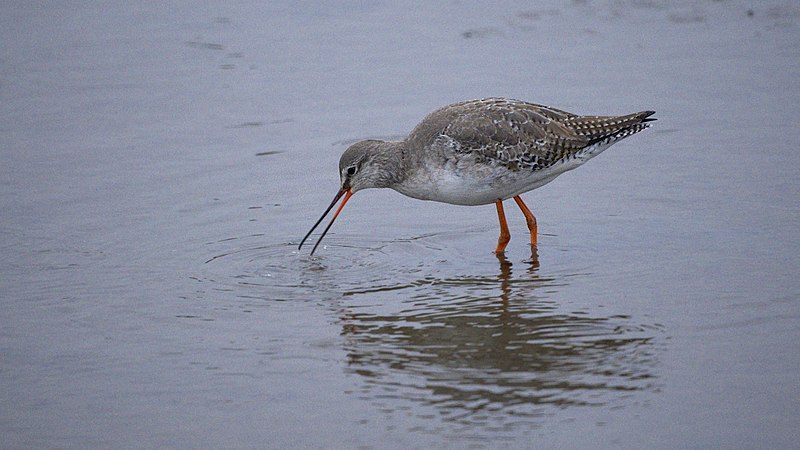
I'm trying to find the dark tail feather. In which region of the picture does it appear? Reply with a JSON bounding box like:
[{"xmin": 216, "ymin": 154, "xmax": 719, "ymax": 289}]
[
  {"xmin": 638, "ymin": 110, "xmax": 657, "ymax": 123},
  {"xmin": 584, "ymin": 110, "xmax": 656, "ymax": 146}
]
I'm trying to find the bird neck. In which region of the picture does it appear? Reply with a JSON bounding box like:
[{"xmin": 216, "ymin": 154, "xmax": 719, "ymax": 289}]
[{"xmin": 370, "ymin": 140, "xmax": 408, "ymax": 187}]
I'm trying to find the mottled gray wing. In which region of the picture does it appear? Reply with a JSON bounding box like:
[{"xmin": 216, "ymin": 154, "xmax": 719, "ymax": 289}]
[
  {"xmin": 439, "ymin": 99, "xmax": 655, "ymax": 171},
  {"xmin": 439, "ymin": 100, "xmax": 591, "ymax": 171}
]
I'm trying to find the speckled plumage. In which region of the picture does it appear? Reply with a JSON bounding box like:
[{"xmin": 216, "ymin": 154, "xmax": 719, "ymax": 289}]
[
  {"xmin": 407, "ymin": 98, "xmax": 653, "ymax": 172},
  {"xmin": 300, "ymin": 97, "xmax": 655, "ymax": 254}
]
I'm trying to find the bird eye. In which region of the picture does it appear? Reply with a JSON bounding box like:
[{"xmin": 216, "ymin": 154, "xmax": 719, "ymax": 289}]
[{"xmin": 346, "ymin": 166, "xmax": 357, "ymax": 176}]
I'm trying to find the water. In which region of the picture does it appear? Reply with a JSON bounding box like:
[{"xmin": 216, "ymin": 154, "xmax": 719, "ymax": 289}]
[{"xmin": 2, "ymin": 0, "xmax": 799, "ymax": 448}]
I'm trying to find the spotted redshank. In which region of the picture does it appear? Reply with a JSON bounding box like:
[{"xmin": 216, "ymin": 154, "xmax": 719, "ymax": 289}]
[{"xmin": 299, "ymin": 98, "xmax": 655, "ymax": 255}]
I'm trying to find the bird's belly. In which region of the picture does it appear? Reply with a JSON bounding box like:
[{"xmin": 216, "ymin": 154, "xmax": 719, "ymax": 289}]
[{"xmin": 395, "ymin": 163, "xmax": 566, "ymax": 206}]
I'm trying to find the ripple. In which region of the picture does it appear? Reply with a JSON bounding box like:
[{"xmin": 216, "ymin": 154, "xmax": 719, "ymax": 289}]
[
  {"xmin": 198, "ymin": 230, "xmax": 664, "ymax": 433},
  {"xmin": 198, "ymin": 230, "xmax": 503, "ymax": 301},
  {"xmin": 338, "ymin": 286, "xmax": 661, "ymax": 431}
]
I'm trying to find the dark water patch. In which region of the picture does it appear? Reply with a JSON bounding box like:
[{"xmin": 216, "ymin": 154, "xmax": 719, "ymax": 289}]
[
  {"xmin": 331, "ymin": 135, "xmax": 407, "ymax": 146},
  {"xmin": 668, "ymin": 12, "xmax": 706, "ymax": 24},
  {"xmin": 184, "ymin": 41, "xmax": 224, "ymax": 50},
  {"xmin": 226, "ymin": 119, "xmax": 293, "ymax": 130},
  {"xmin": 516, "ymin": 9, "xmax": 561, "ymax": 21},
  {"xmin": 461, "ymin": 28, "xmax": 503, "ymax": 39}
]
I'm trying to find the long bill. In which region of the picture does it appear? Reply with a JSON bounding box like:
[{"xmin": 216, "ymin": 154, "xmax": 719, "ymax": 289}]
[{"xmin": 297, "ymin": 188, "xmax": 353, "ymax": 255}]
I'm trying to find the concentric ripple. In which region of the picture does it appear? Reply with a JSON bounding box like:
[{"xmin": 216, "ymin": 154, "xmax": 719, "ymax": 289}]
[{"xmin": 198, "ymin": 230, "xmax": 500, "ymax": 301}]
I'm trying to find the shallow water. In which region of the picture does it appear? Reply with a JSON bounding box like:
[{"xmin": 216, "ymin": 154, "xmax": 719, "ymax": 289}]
[{"xmin": 2, "ymin": 0, "xmax": 799, "ymax": 448}]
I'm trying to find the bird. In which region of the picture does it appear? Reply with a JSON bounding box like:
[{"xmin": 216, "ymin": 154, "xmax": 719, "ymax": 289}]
[{"xmin": 298, "ymin": 97, "xmax": 655, "ymax": 255}]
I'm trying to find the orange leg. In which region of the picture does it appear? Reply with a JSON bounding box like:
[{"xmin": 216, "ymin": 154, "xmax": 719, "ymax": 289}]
[
  {"xmin": 513, "ymin": 195, "xmax": 538, "ymax": 246},
  {"xmin": 494, "ymin": 200, "xmax": 511, "ymax": 253}
]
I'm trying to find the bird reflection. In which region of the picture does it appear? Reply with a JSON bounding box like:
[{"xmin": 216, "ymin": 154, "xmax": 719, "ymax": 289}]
[
  {"xmin": 494, "ymin": 244, "xmax": 538, "ymax": 290},
  {"xmin": 339, "ymin": 248, "xmax": 657, "ymax": 426}
]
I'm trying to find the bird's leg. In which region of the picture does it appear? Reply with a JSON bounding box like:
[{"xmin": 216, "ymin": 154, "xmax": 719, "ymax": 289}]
[
  {"xmin": 494, "ymin": 200, "xmax": 511, "ymax": 253},
  {"xmin": 513, "ymin": 195, "xmax": 538, "ymax": 246}
]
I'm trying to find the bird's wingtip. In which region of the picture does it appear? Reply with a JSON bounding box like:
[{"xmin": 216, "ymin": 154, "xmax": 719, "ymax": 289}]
[{"xmin": 639, "ymin": 110, "xmax": 657, "ymax": 122}]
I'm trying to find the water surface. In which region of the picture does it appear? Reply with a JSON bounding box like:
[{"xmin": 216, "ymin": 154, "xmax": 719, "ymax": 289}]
[{"xmin": 2, "ymin": 0, "xmax": 799, "ymax": 448}]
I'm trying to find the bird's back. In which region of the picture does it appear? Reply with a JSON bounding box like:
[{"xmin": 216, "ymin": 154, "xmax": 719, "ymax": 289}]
[{"xmin": 406, "ymin": 98, "xmax": 654, "ymax": 172}]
